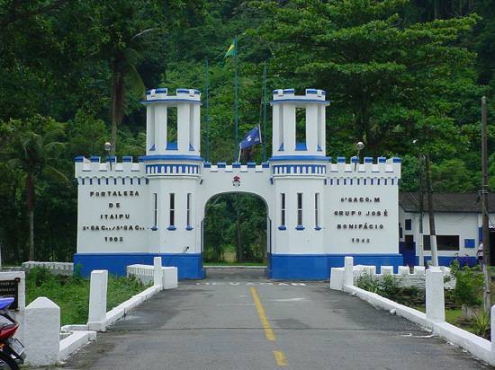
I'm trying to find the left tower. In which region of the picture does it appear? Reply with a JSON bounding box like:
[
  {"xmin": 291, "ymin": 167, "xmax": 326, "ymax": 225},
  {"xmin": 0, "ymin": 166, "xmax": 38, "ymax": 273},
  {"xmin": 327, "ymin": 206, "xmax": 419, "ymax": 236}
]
[
  {"xmin": 74, "ymin": 88, "xmax": 205, "ymax": 278},
  {"xmin": 141, "ymin": 88, "xmax": 204, "ymax": 278}
]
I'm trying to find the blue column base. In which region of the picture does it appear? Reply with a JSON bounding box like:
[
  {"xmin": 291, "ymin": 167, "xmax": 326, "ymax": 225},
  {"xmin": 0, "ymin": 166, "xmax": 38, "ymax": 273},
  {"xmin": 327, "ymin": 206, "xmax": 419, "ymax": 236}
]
[
  {"xmin": 73, "ymin": 253, "xmax": 205, "ymax": 280},
  {"xmin": 267, "ymin": 253, "xmax": 404, "ymax": 280}
]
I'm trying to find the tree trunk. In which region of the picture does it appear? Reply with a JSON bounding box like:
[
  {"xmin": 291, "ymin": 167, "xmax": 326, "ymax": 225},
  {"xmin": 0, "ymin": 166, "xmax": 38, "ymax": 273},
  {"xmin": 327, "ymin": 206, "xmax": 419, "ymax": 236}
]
[{"xmin": 26, "ymin": 171, "xmax": 35, "ymax": 261}]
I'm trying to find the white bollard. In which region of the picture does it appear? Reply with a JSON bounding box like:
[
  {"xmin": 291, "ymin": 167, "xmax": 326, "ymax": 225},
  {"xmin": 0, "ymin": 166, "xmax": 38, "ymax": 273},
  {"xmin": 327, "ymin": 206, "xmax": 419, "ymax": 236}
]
[
  {"xmin": 344, "ymin": 257, "xmax": 354, "ymax": 287},
  {"xmin": 398, "ymin": 266, "xmax": 410, "ymax": 275},
  {"xmin": 88, "ymin": 270, "xmax": 108, "ymax": 331},
  {"xmin": 153, "ymin": 257, "xmax": 163, "ymax": 289},
  {"xmin": 425, "ymin": 267, "xmax": 445, "ymax": 322},
  {"xmin": 24, "ymin": 297, "xmax": 60, "ymax": 367},
  {"xmin": 330, "ymin": 268, "xmax": 344, "ymax": 290},
  {"xmin": 163, "ymin": 267, "xmax": 178, "ymax": 289},
  {"xmin": 491, "ymin": 305, "xmax": 495, "ymax": 352}
]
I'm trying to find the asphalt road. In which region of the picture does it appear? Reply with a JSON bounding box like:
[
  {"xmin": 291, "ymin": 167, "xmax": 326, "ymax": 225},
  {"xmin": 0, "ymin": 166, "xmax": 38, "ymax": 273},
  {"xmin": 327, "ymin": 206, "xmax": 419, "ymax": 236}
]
[{"xmin": 61, "ymin": 268, "xmax": 491, "ymax": 370}]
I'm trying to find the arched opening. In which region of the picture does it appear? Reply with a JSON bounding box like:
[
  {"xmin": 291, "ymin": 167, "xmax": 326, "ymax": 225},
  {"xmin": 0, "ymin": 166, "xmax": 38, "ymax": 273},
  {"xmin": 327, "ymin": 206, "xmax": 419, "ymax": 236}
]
[{"xmin": 203, "ymin": 192, "xmax": 269, "ymax": 266}]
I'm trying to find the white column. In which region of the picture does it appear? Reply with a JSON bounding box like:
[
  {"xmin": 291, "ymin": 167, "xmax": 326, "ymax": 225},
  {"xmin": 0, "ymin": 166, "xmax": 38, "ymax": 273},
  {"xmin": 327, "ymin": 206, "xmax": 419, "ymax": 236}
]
[
  {"xmin": 177, "ymin": 103, "xmax": 190, "ymax": 152},
  {"xmin": 425, "ymin": 267, "xmax": 445, "ymax": 322},
  {"xmin": 155, "ymin": 105, "xmax": 167, "ymax": 154},
  {"xmin": 305, "ymin": 104, "xmax": 318, "ymax": 153},
  {"xmin": 24, "ymin": 297, "xmax": 60, "ymax": 367},
  {"xmin": 272, "ymin": 104, "xmax": 280, "ymax": 154},
  {"xmin": 283, "ymin": 104, "xmax": 296, "ymax": 153},
  {"xmin": 154, "ymin": 257, "xmax": 163, "ymax": 289},
  {"xmin": 88, "ymin": 270, "xmax": 108, "ymax": 331},
  {"xmin": 146, "ymin": 105, "xmax": 155, "ymax": 154},
  {"xmin": 344, "ymin": 256, "xmax": 354, "ymax": 286},
  {"xmin": 318, "ymin": 105, "xmax": 325, "ymax": 153},
  {"xmin": 192, "ymin": 104, "xmax": 201, "ymax": 153}
]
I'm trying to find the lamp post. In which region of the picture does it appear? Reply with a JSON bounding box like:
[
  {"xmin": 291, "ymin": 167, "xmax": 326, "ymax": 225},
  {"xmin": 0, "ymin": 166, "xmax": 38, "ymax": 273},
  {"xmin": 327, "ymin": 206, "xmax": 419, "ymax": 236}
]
[
  {"xmin": 354, "ymin": 141, "xmax": 364, "ymax": 171},
  {"xmin": 104, "ymin": 142, "xmax": 112, "ymax": 170},
  {"xmin": 481, "ymin": 95, "xmax": 491, "ymax": 312}
]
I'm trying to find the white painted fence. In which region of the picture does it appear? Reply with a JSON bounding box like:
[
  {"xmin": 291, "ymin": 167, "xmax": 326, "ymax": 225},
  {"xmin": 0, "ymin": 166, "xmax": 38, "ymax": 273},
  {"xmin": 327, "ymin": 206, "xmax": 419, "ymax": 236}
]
[
  {"xmin": 22, "ymin": 261, "xmax": 74, "ymax": 275},
  {"xmin": 331, "ymin": 257, "xmax": 495, "ymax": 366},
  {"xmin": 127, "ymin": 263, "xmax": 178, "ymax": 290},
  {"xmin": 350, "ymin": 264, "xmax": 455, "ymax": 289}
]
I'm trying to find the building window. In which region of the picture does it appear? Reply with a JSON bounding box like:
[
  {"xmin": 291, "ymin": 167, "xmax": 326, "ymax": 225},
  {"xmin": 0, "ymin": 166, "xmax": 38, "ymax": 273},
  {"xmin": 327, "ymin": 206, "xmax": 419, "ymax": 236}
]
[
  {"xmin": 405, "ymin": 219, "xmax": 412, "ymax": 231},
  {"xmin": 296, "ymin": 193, "xmax": 304, "ymax": 229},
  {"xmin": 423, "ymin": 235, "xmax": 459, "ymax": 251},
  {"xmin": 279, "ymin": 193, "xmax": 286, "ymax": 230},
  {"xmin": 152, "ymin": 193, "xmax": 158, "ymax": 230},
  {"xmin": 186, "ymin": 193, "xmax": 192, "ymax": 230},
  {"xmin": 315, "ymin": 193, "xmax": 321, "ymax": 230},
  {"xmin": 168, "ymin": 193, "xmax": 176, "ymax": 230}
]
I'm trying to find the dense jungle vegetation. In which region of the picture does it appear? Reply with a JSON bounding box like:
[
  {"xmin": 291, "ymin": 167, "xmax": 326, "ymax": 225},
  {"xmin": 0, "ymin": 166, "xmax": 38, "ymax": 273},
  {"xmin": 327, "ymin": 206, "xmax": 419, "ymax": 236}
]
[{"xmin": 0, "ymin": 0, "xmax": 494, "ymax": 264}]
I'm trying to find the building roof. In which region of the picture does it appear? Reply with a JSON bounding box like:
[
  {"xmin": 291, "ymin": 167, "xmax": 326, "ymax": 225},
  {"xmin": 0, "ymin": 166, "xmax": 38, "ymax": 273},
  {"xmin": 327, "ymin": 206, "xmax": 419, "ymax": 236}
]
[{"xmin": 399, "ymin": 192, "xmax": 495, "ymax": 213}]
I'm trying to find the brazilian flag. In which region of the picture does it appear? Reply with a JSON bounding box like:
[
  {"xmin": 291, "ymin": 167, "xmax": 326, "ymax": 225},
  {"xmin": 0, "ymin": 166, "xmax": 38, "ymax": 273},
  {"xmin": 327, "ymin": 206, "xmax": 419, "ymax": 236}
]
[{"xmin": 225, "ymin": 38, "xmax": 237, "ymax": 57}]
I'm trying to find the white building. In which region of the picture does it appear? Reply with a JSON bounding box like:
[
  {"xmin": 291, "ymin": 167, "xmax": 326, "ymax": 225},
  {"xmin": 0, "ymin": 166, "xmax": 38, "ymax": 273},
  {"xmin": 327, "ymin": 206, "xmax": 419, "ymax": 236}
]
[
  {"xmin": 75, "ymin": 88, "xmax": 402, "ymax": 280},
  {"xmin": 399, "ymin": 192, "xmax": 495, "ymax": 267}
]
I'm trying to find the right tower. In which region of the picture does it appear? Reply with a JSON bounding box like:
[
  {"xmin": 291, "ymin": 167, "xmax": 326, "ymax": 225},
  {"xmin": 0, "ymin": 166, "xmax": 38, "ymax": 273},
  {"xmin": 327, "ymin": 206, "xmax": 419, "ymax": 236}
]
[{"xmin": 268, "ymin": 89, "xmax": 331, "ymax": 279}]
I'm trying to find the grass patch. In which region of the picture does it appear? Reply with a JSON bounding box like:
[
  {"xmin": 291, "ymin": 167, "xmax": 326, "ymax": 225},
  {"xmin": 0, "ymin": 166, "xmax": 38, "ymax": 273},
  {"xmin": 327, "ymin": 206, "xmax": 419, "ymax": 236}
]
[{"xmin": 25, "ymin": 267, "xmax": 147, "ymax": 326}]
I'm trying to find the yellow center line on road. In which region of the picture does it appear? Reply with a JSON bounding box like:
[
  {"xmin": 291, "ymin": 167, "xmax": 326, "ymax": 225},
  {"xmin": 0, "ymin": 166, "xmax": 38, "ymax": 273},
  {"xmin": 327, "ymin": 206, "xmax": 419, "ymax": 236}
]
[
  {"xmin": 273, "ymin": 351, "xmax": 288, "ymax": 366},
  {"xmin": 250, "ymin": 287, "xmax": 276, "ymax": 341}
]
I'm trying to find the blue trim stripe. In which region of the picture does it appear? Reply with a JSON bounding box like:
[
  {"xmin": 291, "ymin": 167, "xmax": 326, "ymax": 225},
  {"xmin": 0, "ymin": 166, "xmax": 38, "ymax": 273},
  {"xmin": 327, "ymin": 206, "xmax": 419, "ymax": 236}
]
[
  {"xmin": 141, "ymin": 99, "xmax": 201, "ymax": 105},
  {"xmin": 139, "ymin": 155, "xmax": 204, "ymax": 162},
  {"xmin": 273, "ymin": 164, "xmax": 326, "ymax": 175},
  {"xmin": 74, "ymin": 253, "xmax": 205, "ymax": 279},
  {"xmin": 146, "ymin": 164, "xmax": 200, "ymax": 175},
  {"xmin": 270, "ymin": 156, "xmax": 331, "ymax": 162},
  {"xmin": 271, "ymin": 99, "xmax": 329, "ymax": 105},
  {"xmin": 267, "ymin": 253, "xmax": 403, "ymax": 280}
]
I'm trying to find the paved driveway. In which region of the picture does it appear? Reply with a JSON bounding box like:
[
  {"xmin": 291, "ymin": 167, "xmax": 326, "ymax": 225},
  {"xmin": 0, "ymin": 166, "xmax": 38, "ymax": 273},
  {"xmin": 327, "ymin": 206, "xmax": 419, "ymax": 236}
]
[{"xmin": 61, "ymin": 268, "xmax": 490, "ymax": 369}]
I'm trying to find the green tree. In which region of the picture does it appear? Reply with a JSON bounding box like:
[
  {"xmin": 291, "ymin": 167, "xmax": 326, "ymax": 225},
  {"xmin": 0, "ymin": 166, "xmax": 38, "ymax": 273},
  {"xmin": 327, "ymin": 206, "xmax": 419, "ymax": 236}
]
[
  {"xmin": 255, "ymin": 0, "xmax": 480, "ymax": 159},
  {"xmin": 1, "ymin": 116, "xmax": 67, "ymax": 260}
]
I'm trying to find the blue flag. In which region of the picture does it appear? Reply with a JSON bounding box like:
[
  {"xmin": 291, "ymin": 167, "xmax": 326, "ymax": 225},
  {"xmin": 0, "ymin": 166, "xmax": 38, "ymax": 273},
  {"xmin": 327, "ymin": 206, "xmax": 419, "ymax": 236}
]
[{"xmin": 240, "ymin": 125, "xmax": 262, "ymax": 150}]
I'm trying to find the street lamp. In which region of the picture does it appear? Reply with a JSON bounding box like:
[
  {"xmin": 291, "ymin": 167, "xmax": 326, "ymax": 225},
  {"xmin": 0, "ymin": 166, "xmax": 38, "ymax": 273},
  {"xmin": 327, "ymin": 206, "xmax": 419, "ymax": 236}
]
[
  {"xmin": 413, "ymin": 140, "xmax": 425, "ymax": 266},
  {"xmin": 104, "ymin": 142, "xmax": 112, "ymax": 170},
  {"xmin": 354, "ymin": 141, "xmax": 364, "ymax": 171}
]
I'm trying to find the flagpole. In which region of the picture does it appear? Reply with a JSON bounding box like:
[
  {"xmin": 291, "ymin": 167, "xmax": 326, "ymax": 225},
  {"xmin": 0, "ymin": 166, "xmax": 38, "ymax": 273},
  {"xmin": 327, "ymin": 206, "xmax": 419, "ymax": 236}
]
[
  {"xmin": 204, "ymin": 57, "xmax": 210, "ymax": 163},
  {"xmin": 234, "ymin": 35, "xmax": 239, "ymax": 162},
  {"xmin": 261, "ymin": 62, "xmax": 268, "ymax": 162}
]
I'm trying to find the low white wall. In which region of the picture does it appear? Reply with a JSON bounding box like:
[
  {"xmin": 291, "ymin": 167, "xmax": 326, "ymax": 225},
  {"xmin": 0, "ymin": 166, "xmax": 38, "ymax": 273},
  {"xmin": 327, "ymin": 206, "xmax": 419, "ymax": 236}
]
[
  {"xmin": 22, "ymin": 261, "xmax": 74, "ymax": 275},
  {"xmin": 127, "ymin": 264, "xmax": 178, "ymax": 289},
  {"xmin": 352, "ymin": 264, "xmax": 454, "ymax": 289},
  {"xmin": 331, "ymin": 257, "xmax": 495, "ymax": 366}
]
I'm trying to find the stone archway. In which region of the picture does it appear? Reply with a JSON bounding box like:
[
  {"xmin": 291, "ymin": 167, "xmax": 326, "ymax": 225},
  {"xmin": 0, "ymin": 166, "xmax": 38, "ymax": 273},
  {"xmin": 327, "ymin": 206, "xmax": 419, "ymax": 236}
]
[{"xmin": 202, "ymin": 191, "xmax": 271, "ymax": 266}]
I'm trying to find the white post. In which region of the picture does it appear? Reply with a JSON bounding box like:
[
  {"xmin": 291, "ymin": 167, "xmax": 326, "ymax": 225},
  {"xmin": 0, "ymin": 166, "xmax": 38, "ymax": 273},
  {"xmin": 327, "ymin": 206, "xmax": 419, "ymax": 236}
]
[
  {"xmin": 24, "ymin": 297, "xmax": 60, "ymax": 367},
  {"xmin": 425, "ymin": 267, "xmax": 445, "ymax": 322},
  {"xmin": 491, "ymin": 305, "xmax": 495, "ymax": 352},
  {"xmin": 88, "ymin": 270, "xmax": 108, "ymax": 331},
  {"xmin": 154, "ymin": 257, "xmax": 163, "ymax": 289},
  {"xmin": 344, "ymin": 256, "xmax": 354, "ymax": 287},
  {"xmin": 163, "ymin": 267, "xmax": 178, "ymax": 289}
]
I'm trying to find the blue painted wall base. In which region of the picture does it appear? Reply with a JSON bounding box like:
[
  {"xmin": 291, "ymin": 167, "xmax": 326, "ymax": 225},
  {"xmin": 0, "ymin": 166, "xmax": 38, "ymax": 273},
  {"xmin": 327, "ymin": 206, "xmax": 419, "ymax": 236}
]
[
  {"xmin": 74, "ymin": 253, "xmax": 205, "ymax": 279},
  {"xmin": 267, "ymin": 254, "xmax": 404, "ymax": 280},
  {"xmin": 416, "ymin": 255, "xmax": 477, "ymax": 268}
]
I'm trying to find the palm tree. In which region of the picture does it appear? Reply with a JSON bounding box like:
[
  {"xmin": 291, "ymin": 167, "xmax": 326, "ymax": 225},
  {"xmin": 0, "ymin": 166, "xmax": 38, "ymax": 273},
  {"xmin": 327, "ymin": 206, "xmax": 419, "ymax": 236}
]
[{"xmin": 1, "ymin": 116, "xmax": 67, "ymax": 260}]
